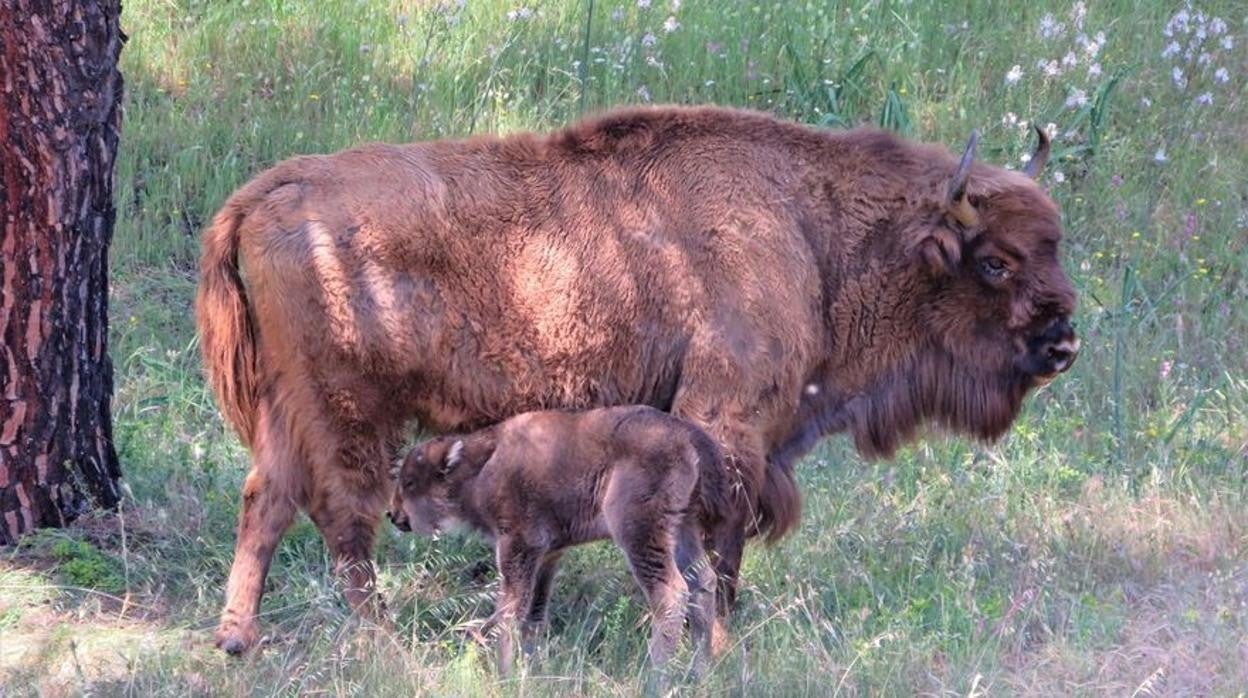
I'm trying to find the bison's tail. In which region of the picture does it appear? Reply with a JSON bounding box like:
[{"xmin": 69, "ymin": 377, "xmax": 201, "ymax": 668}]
[
  {"xmin": 755, "ymin": 459, "xmax": 801, "ymax": 543},
  {"xmin": 195, "ymin": 182, "xmax": 273, "ymax": 449}
]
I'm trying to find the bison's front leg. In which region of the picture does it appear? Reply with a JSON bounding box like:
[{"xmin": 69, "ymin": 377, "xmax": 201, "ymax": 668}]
[{"xmin": 217, "ymin": 401, "xmax": 302, "ymax": 655}]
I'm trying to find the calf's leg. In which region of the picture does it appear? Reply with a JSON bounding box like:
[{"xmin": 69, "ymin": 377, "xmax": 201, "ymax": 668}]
[
  {"xmin": 675, "ymin": 521, "xmax": 716, "ymax": 676},
  {"xmin": 492, "ymin": 536, "xmax": 544, "ymax": 677}
]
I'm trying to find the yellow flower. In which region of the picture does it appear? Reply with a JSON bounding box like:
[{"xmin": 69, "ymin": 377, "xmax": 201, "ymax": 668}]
[
  {"xmin": 1196, "ymin": 198, "xmax": 1208, "ymax": 206},
  {"xmin": 309, "ymin": 94, "xmax": 320, "ymax": 100},
  {"xmin": 1131, "ymin": 231, "xmax": 1141, "ymax": 238}
]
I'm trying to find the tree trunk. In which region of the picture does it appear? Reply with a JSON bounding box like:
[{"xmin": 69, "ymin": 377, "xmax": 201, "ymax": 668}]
[{"xmin": 0, "ymin": 0, "xmax": 124, "ymax": 545}]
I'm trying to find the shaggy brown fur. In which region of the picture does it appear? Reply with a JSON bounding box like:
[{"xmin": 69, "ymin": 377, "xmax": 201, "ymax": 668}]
[
  {"xmin": 196, "ymin": 105, "xmax": 1078, "ymax": 654},
  {"xmin": 389, "ymin": 406, "xmax": 731, "ymax": 676}
]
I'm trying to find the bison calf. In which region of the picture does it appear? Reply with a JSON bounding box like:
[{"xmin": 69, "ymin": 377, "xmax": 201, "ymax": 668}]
[{"xmin": 390, "ymin": 406, "xmax": 731, "ymax": 677}]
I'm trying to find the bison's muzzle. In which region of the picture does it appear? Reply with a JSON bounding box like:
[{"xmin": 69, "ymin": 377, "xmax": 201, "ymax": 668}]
[{"xmin": 1020, "ymin": 317, "xmax": 1080, "ymax": 380}]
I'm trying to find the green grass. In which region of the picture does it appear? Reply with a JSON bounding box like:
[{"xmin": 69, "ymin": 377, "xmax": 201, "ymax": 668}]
[{"xmin": 4, "ymin": 0, "xmax": 1247, "ymax": 694}]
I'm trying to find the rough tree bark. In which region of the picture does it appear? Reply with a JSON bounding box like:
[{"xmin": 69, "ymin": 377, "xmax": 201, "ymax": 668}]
[{"xmin": 0, "ymin": 0, "xmax": 124, "ymax": 545}]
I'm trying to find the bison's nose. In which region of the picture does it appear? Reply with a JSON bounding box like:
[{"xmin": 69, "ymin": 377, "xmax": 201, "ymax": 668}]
[{"xmin": 1032, "ymin": 317, "xmax": 1080, "ymax": 375}]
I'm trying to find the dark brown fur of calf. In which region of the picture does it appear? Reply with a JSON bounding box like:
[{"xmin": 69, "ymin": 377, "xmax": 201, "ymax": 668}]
[{"xmin": 391, "ymin": 406, "xmax": 731, "ymax": 674}]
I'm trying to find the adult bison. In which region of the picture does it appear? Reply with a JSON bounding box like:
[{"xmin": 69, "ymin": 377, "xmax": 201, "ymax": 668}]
[{"xmin": 197, "ymin": 105, "xmax": 1078, "ymax": 654}]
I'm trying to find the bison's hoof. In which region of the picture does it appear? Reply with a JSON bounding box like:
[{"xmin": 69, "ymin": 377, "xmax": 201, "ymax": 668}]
[{"xmin": 215, "ymin": 623, "xmax": 260, "ymax": 657}]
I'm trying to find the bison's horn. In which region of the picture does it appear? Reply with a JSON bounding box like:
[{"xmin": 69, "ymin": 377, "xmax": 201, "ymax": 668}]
[
  {"xmin": 947, "ymin": 130, "xmax": 979, "ymax": 227},
  {"xmin": 1021, "ymin": 124, "xmax": 1050, "ymax": 178}
]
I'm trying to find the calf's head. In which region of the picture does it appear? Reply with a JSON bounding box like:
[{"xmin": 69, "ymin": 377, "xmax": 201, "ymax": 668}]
[{"xmin": 389, "ymin": 436, "xmax": 468, "ymax": 535}]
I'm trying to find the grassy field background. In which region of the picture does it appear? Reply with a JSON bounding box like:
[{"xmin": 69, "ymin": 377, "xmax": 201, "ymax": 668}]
[{"xmin": 3, "ymin": 0, "xmax": 1247, "ymax": 694}]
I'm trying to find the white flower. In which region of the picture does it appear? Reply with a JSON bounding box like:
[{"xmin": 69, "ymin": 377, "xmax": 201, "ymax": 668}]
[
  {"xmin": 636, "ymin": 0, "xmax": 651, "ymax": 7},
  {"xmin": 610, "ymin": 8, "xmax": 624, "ymax": 21},
  {"xmin": 1172, "ymin": 66, "xmax": 1188, "ymax": 89},
  {"xmin": 662, "ymin": 15, "xmax": 680, "ymax": 33},
  {"xmin": 1053, "ymin": 171, "xmax": 1066, "ymax": 183},
  {"xmin": 1162, "ymin": 41, "xmax": 1180, "ymax": 58},
  {"xmin": 1071, "ymin": 1, "xmax": 1087, "ymax": 30},
  {"xmin": 1195, "ymin": 91, "xmax": 1213, "ymax": 105},
  {"xmin": 1198, "ymin": 52, "xmax": 1211, "ymax": 65},
  {"xmin": 1140, "ymin": 96, "xmax": 1153, "ymax": 108},
  {"xmin": 1043, "ymin": 59, "xmax": 1061, "ymax": 77},
  {"xmin": 636, "ymin": 85, "xmax": 652, "ymax": 102},
  {"xmin": 506, "ymin": 7, "xmax": 533, "ymax": 21},
  {"xmin": 704, "ymin": 79, "xmax": 714, "ymax": 87},
  {"xmin": 1088, "ymin": 62, "xmax": 1102, "ymax": 78},
  {"xmin": 1065, "ymin": 87, "xmax": 1089, "ymax": 108},
  {"xmin": 1153, "ymin": 147, "xmax": 1167, "ymax": 163},
  {"xmin": 641, "ymin": 32, "xmax": 657, "ymax": 47},
  {"xmin": 1001, "ymin": 111, "xmax": 1018, "ymax": 126},
  {"xmin": 1005, "ymin": 64, "xmax": 1023, "ymax": 85},
  {"xmin": 1214, "ymin": 67, "xmax": 1230, "ymax": 83},
  {"xmin": 1062, "ymin": 51, "xmax": 1078, "ymax": 68},
  {"xmin": 1210, "ymin": 17, "xmax": 1227, "ymax": 35},
  {"xmin": 1045, "ymin": 122, "xmax": 1058, "ymax": 138},
  {"xmin": 1220, "ymin": 35, "xmax": 1233, "ymax": 50},
  {"xmin": 669, "ymin": 0, "xmax": 681, "ymax": 10},
  {"xmin": 1039, "ymin": 13, "xmax": 1064, "ymax": 39},
  {"xmin": 1020, "ymin": 152, "xmax": 1032, "ymax": 165}
]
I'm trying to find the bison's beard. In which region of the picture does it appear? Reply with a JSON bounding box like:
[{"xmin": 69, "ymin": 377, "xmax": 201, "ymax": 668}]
[{"xmin": 772, "ymin": 348, "xmax": 1031, "ymax": 468}]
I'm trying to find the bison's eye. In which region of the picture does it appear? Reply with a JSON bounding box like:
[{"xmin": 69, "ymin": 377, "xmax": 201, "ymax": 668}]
[{"xmin": 978, "ymin": 256, "xmax": 1012, "ymax": 281}]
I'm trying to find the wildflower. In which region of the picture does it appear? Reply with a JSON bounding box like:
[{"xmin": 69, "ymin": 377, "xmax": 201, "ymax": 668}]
[
  {"xmin": 1088, "ymin": 62, "xmax": 1102, "ymax": 78},
  {"xmin": 1071, "ymin": 1, "xmax": 1086, "ymax": 29},
  {"xmin": 1043, "ymin": 59, "xmax": 1061, "ymax": 77},
  {"xmin": 636, "ymin": 85, "xmax": 652, "ymax": 102},
  {"xmin": 669, "ymin": 0, "xmax": 681, "ymax": 10},
  {"xmin": 1065, "ymin": 87, "xmax": 1088, "ymax": 109},
  {"xmin": 1052, "ymin": 171, "xmax": 1066, "ymax": 183},
  {"xmin": 1038, "ymin": 13, "xmax": 1064, "ymax": 39},
  {"xmin": 1214, "ymin": 67, "xmax": 1229, "ymax": 83},
  {"xmin": 646, "ymin": 55, "xmax": 663, "ymax": 68},
  {"xmin": 506, "ymin": 7, "xmax": 533, "ymax": 21},
  {"xmin": 705, "ymin": 79, "xmax": 715, "ymax": 87},
  {"xmin": 1210, "ymin": 17, "xmax": 1227, "ymax": 35},
  {"xmin": 1153, "ymin": 147, "xmax": 1167, "ymax": 163},
  {"xmin": 1172, "ymin": 67, "xmax": 1186, "ymax": 89},
  {"xmin": 610, "ymin": 8, "xmax": 623, "ymax": 21},
  {"xmin": 1062, "ymin": 51, "xmax": 1078, "ymax": 68},
  {"xmin": 1160, "ymin": 360, "xmax": 1172, "ymax": 380},
  {"xmin": 1198, "ymin": 52, "xmax": 1212, "ymax": 65},
  {"xmin": 636, "ymin": 0, "xmax": 650, "ymax": 8},
  {"xmin": 1004, "ymin": 64, "xmax": 1023, "ymax": 85},
  {"xmin": 1045, "ymin": 122, "xmax": 1058, "ymax": 138},
  {"xmin": 641, "ymin": 32, "xmax": 657, "ymax": 47},
  {"xmin": 1195, "ymin": 92, "xmax": 1213, "ymax": 106},
  {"xmin": 1162, "ymin": 41, "xmax": 1180, "ymax": 58},
  {"xmin": 1220, "ymin": 35, "xmax": 1233, "ymax": 50},
  {"xmin": 662, "ymin": 15, "xmax": 680, "ymax": 33},
  {"xmin": 1002, "ymin": 111, "xmax": 1018, "ymax": 127},
  {"xmin": 1141, "ymin": 96, "xmax": 1153, "ymax": 108},
  {"xmin": 1019, "ymin": 152, "xmax": 1032, "ymax": 167}
]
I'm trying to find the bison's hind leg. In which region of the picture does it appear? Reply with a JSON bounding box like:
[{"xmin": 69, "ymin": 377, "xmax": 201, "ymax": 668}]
[
  {"xmin": 304, "ymin": 433, "xmax": 395, "ymax": 624},
  {"xmin": 216, "ymin": 399, "xmax": 305, "ymax": 655}
]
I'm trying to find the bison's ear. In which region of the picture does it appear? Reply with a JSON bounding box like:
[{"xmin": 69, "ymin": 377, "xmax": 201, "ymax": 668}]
[
  {"xmin": 945, "ymin": 130, "xmax": 980, "ymax": 229},
  {"xmin": 915, "ymin": 228, "xmax": 963, "ymax": 276}
]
